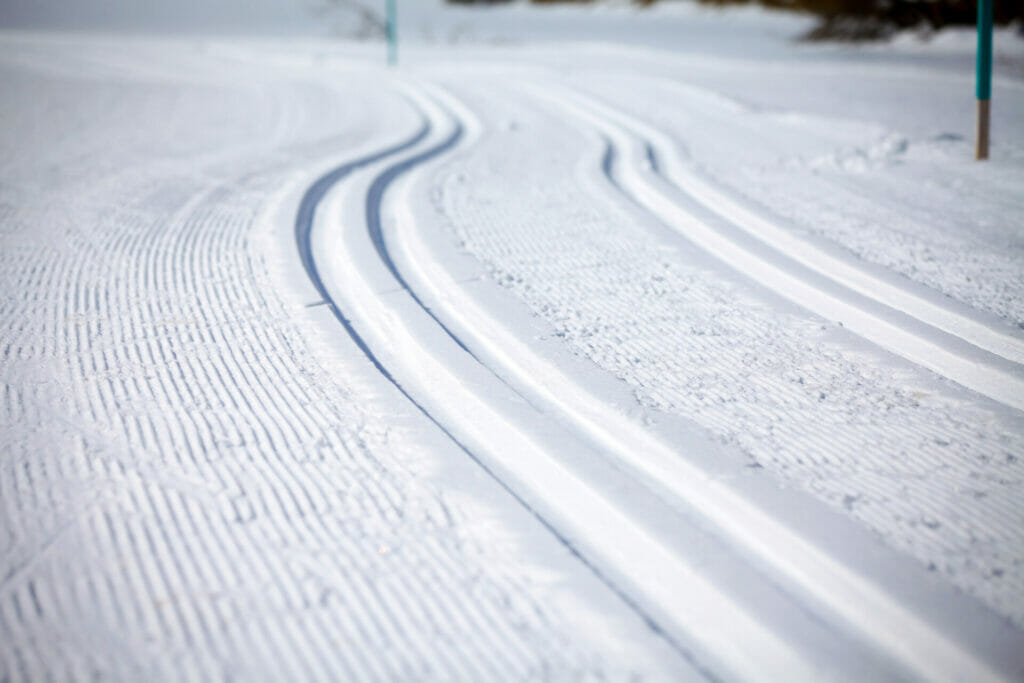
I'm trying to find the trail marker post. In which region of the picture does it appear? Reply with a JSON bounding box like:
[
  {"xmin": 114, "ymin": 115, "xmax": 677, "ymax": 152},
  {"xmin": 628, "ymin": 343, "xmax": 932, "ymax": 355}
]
[
  {"xmin": 386, "ymin": 0, "xmax": 397, "ymax": 67},
  {"xmin": 975, "ymin": 0, "xmax": 993, "ymax": 160}
]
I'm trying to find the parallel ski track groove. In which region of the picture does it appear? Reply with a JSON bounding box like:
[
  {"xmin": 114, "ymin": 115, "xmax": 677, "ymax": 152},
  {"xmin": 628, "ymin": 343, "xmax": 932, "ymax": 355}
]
[
  {"xmin": 503, "ymin": 84, "xmax": 1024, "ymax": 561},
  {"xmin": 376, "ymin": 81, "xmax": 1018, "ymax": 681},
  {"xmin": 303, "ymin": 79, "xmax": 1010, "ymax": 681},
  {"xmin": 529, "ymin": 81, "xmax": 1024, "ymax": 411},
  {"xmin": 293, "ymin": 90, "xmax": 709, "ymax": 679},
  {"xmin": 605, "ymin": 70, "xmax": 1024, "ymax": 335}
]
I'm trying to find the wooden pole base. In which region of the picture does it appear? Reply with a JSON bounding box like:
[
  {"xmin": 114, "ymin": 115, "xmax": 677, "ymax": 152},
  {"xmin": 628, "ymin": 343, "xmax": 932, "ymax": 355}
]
[{"xmin": 976, "ymin": 98, "xmax": 990, "ymax": 160}]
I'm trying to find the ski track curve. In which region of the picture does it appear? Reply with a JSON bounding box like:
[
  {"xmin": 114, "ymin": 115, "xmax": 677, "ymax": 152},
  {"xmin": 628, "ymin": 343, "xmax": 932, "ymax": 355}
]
[
  {"xmin": 5, "ymin": 35, "xmax": 1023, "ymax": 683},
  {"xmin": 568, "ymin": 70, "xmax": 1024, "ymax": 363},
  {"xmin": 555, "ymin": 61, "xmax": 1024, "ymax": 331},
  {"xmin": 300, "ymin": 76, "xmax": 1022, "ymax": 681},
  {"xmin": 292, "ymin": 95, "xmax": 609, "ymax": 617},
  {"xmin": 302, "ymin": 83, "xmax": 841, "ymax": 681},
  {"xmin": 297, "ymin": 84, "xmax": 746, "ymax": 681},
  {"xmin": 415, "ymin": 70, "xmax": 1024, "ymax": 671},
  {"xmin": 419, "ymin": 86, "xmax": 1024, "ymax": 681},
  {"xmin": 501, "ymin": 76, "xmax": 1024, "ymax": 630},
  {"xmin": 521, "ymin": 80, "xmax": 1024, "ymax": 413}
]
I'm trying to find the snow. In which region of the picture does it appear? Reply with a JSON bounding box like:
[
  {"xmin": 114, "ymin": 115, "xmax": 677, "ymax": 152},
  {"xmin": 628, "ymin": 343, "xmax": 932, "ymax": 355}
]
[{"xmin": 1, "ymin": 3, "xmax": 1023, "ymax": 681}]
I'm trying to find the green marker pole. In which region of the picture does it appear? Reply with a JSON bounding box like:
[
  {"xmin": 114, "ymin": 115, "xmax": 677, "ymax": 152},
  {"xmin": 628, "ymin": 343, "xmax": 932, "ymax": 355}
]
[
  {"xmin": 386, "ymin": 0, "xmax": 397, "ymax": 67},
  {"xmin": 975, "ymin": 0, "xmax": 993, "ymax": 160}
]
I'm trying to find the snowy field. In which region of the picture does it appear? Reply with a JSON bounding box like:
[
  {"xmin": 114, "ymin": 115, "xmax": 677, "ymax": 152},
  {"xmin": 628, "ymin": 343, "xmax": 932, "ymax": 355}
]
[{"xmin": 2, "ymin": 1, "xmax": 1024, "ymax": 680}]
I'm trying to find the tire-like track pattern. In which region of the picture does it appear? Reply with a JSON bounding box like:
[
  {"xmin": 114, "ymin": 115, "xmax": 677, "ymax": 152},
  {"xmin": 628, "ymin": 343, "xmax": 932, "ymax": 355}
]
[{"xmin": 0, "ymin": 43, "xmax": 636, "ymax": 682}]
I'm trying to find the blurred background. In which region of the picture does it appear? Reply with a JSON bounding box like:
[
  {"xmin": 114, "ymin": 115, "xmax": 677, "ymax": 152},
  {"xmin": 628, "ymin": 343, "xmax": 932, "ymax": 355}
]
[{"xmin": 1, "ymin": 0, "xmax": 1020, "ymax": 42}]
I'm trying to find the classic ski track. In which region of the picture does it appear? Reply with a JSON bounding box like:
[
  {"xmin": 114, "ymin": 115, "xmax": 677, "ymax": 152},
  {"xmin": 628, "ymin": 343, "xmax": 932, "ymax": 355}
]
[
  {"xmin": 298, "ymin": 79, "xmax": 1016, "ymax": 681},
  {"xmin": 574, "ymin": 69, "xmax": 1024, "ymax": 360},
  {"xmin": 523, "ymin": 81, "xmax": 1024, "ymax": 414},
  {"xmin": 299, "ymin": 85, "xmax": 830, "ymax": 682},
  {"xmin": 407, "ymin": 87, "xmax": 1023, "ymax": 681}
]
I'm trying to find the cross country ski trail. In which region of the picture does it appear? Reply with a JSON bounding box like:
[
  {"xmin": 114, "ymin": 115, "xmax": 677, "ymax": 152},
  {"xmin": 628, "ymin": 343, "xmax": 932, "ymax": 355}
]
[
  {"xmin": 518, "ymin": 80, "xmax": 1024, "ymax": 411},
  {"xmin": 564, "ymin": 70, "xmax": 1024, "ymax": 361},
  {"xmin": 558, "ymin": 59, "xmax": 1024, "ymax": 332},
  {"xmin": 298, "ymin": 74, "xmax": 1023, "ymax": 680},
  {"xmin": 413, "ymin": 70, "xmax": 1024, "ymax": 667},
  {"xmin": 3, "ymin": 27, "xmax": 1024, "ymax": 683}
]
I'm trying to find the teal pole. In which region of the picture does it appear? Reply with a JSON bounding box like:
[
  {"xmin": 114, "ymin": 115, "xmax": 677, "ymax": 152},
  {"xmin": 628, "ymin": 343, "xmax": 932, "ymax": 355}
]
[
  {"xmin": 975, "ymin": 0, "xmax": 993, "ymax": 159},
  {"xmin": 386, "ymin": 0, "xmax": 397, "ymax": 67}
]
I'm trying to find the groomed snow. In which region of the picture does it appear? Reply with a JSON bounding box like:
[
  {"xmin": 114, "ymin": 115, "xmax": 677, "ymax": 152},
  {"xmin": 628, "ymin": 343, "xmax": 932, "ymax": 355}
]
[{"xmin": 1, "ymin": 3, "xmax": 1023, "ymax": 681}]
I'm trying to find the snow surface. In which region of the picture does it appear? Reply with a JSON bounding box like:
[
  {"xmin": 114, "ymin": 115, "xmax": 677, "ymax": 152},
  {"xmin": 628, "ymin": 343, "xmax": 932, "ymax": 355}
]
[{"xmin": 2, "ymin": 2, "xmax": 1023, "ymax": 681}]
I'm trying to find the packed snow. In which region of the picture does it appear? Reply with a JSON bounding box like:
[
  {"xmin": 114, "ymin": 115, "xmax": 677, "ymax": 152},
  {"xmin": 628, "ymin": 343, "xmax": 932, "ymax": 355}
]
[{"xmin": 1, "ymin": 1, "xmax": 1023, "ymax": 681}]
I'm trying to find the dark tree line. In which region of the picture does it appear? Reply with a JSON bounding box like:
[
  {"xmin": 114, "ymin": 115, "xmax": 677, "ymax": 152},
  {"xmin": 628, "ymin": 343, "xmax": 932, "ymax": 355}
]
[
  {"xmin": 701, "ymin": 0, "xmax": 1022, "ymax": 39},
  {"xmin": 446, "ymin": 0, "xmax": 1023, "ymax": 40}
]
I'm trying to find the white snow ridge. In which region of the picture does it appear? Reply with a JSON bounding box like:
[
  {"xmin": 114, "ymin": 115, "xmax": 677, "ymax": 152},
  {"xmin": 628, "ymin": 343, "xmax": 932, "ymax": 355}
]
[{"xmin": 2, "ymin": 4, "xmax": 1023, "ymax": 682}]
